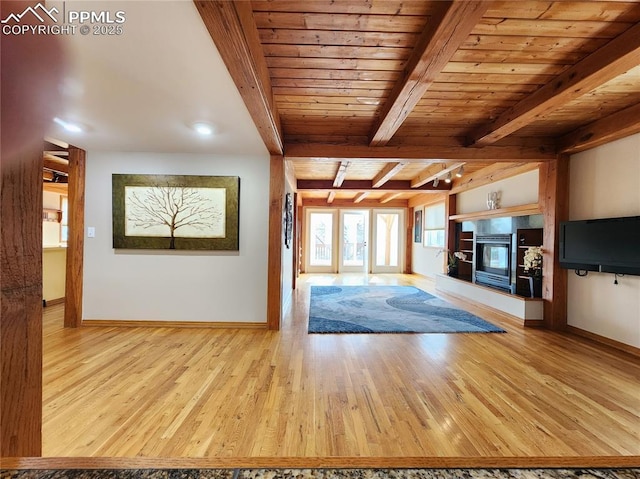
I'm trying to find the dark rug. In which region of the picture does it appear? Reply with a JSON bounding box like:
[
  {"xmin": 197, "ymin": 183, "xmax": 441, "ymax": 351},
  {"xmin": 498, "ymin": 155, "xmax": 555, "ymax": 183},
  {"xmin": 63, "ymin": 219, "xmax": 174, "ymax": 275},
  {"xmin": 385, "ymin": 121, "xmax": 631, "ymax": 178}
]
[{"xmin": 308, "ymin": 285, "xmax": 505, "ymax": 334}]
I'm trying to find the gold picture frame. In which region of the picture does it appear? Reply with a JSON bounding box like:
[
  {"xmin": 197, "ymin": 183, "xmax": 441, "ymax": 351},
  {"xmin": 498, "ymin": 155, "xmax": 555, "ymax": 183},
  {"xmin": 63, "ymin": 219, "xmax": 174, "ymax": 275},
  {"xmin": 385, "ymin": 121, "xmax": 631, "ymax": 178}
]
[{"xmin": 112, "ymin": 174, "xmax": 239, "ymax": 250}]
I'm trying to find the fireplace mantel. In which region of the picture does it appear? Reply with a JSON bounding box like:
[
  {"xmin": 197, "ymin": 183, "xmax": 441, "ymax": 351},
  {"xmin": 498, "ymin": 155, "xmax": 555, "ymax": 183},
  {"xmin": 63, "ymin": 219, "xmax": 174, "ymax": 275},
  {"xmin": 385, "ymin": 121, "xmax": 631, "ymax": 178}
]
[{"xmin": 449, "ymin": 203, "xmax": 540, "ymax": 222}]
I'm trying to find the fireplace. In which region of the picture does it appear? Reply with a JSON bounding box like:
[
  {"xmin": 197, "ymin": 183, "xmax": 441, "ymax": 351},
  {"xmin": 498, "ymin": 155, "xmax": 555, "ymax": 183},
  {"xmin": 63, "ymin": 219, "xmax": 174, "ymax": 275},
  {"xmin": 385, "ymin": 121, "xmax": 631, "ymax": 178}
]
[{"xmin": 475, "ymin": 234, "xmax": 513, "ymax": 293}]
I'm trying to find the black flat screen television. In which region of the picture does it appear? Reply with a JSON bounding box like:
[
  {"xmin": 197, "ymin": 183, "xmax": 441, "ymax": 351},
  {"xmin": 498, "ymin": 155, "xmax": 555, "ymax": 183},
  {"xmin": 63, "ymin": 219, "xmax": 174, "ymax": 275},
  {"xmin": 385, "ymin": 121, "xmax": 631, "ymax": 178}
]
[{"xmin": 559, "ymin": 215, "xmax": 640, "ymax": 276}]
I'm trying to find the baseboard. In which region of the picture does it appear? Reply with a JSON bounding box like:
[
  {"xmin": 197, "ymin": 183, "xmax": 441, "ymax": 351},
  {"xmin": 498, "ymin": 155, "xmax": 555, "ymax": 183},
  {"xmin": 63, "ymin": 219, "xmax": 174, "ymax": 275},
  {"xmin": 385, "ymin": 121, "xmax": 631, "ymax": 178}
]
[
  {"xmin": 43, "ymin": 297, "xmax": 65, "ymax": 307},
  {"xmin": 81, "ymin": 319, "xmax": 268, "ymax": 329},
  {"xmin": 565, "ymin": 325, "xmax": 640, "ymax": 358}
]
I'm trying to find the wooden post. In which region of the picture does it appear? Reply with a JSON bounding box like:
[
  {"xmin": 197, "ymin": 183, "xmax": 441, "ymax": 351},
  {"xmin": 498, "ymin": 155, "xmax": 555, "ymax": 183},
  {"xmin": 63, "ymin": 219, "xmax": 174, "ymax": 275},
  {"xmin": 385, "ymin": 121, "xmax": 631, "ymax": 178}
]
[
  {"xmin": 445, "ymin": 193, "xmax": 457, "ymax": 272},
  {"xmin": 267, "ymin": 155, "xmax": 284, "ymax": 330},
  {"xmin": 292, "ymin": 192, "xmax": 298, "ymax": 290},
  {"xmin": 405, "ymin": 207, "xmax": 414, "ymax": 273},
  {"xmin": 64, "ymin": 146, "xmax": 86, "ymax": 327},
  {"xmin": 0, "ymin": 143, "xmax": 43, "ymax": 458},
  {"xmin": 539, "ymin": 157, "xmax": 570, "ymax": 330}
]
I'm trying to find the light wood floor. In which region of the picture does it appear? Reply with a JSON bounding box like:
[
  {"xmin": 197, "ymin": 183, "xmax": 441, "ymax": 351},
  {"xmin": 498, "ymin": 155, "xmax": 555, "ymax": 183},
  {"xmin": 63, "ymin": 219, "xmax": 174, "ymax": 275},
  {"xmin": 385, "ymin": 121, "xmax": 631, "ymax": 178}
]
[{"xmin": 42, "ymin": 274, "xmax": 640, "ymax": 461}]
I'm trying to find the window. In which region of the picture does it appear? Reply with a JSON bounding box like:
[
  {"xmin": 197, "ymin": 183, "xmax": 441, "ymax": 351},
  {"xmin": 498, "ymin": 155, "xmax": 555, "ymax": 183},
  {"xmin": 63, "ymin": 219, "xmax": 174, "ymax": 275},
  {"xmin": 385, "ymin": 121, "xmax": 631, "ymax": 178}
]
[
  {"xmin": 60, "ymin": 195, "xmax": 68, "ymax": 243},
  {"xmin": 423, "ymin": 202, "xmax": 445, "ymax": 248}
]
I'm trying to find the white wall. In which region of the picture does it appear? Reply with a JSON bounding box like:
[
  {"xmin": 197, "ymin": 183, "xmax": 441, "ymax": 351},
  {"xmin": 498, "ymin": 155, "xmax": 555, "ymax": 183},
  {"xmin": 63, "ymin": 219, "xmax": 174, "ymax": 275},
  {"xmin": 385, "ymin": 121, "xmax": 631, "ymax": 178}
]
[
  {"xmin": 411, "ymin": 200, "xmax": 446, "ymax": 278},
  {"xmin": 83, "ymin": 151, "xmax": 270, "ymax": 323},
  {"xmin": 567, "ymin": 134, "xmax": 640, "ymax": 348},
  {"xmin": 413, "ymin": 244, "xmax": 445, "ymax": 279},
  {"xmin": 457, "ymin": 169, "xmax": 539, "ymax": 214}
]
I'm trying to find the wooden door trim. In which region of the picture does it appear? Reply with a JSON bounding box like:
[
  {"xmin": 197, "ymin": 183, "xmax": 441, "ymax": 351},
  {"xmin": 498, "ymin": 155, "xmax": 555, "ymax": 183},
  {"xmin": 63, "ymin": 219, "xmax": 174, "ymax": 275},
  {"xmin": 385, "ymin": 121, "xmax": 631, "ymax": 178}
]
[{"xmin": 64, "ymin": 146, "xmax": 85, "ymax": 328}]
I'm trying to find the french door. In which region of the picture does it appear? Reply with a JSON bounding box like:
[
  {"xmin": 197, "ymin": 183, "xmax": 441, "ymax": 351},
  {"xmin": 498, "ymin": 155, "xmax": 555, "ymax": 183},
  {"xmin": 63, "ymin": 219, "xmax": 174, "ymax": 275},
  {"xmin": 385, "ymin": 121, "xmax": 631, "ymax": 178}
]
[
  {"xmin": 371, "ymin": 209, "xmax": 404, "ymax": 273},
  {"xmin": 306, "ymin": 209, "xmax": 337, "ymax": 273},
  {"xmin": 305, "ymin": 208, "xmax": 404, "ymax": 274},
  {"xmin": 339, "ymin": 210, "xmax": 369, "ymax": 273}
]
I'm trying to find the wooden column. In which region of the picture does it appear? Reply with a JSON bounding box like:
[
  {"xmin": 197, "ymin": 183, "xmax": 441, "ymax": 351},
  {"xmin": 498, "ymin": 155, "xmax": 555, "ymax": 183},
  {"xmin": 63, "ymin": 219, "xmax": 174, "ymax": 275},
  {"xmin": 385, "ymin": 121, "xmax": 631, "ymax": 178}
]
[
  {"xmin": 0, "ymin": 144, "xmax": 43, "ymax": 458},
  {"xmin": 64, "ymin": 146, "xmax": 86, "ymax": 327},
  {"xmin": 0, "ymin": 0, "xmax": 64, "ymax": 455},
  {"xmin": 292, "ymin": 192, "xmax": 299, "ymax": 290},
  {"xmin": 539, "ymin": 156, "xmax": 570, "ymax": 330},
  {"xmin": 445, "ymin": 193, "xmax": 457, "ymax": 272},
  {"xmin": 405, "ymin": 207, "xmax": 414, "ymax": 273},
  {"xmin": 267, "ymin": 155, "xmax": 285, "ymax": 330}
]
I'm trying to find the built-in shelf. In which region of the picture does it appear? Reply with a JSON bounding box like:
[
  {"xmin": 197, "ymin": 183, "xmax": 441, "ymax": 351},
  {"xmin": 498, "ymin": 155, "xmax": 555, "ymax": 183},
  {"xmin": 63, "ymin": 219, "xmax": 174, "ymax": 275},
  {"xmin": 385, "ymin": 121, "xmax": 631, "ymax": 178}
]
[
  {"xmin": 449, "ymin": 203, "xmax": 540, "ymax": 222},
  {"xmin": 43, "ymin": 208, "xmax": 62, "ymax": 222},
  {"xmin": 456, "ymin": 230, "xmax": 474, "ymax": 282},
  {"xmin": 515, "ymin": 228, "xmax": 544, "ymax": 298}
]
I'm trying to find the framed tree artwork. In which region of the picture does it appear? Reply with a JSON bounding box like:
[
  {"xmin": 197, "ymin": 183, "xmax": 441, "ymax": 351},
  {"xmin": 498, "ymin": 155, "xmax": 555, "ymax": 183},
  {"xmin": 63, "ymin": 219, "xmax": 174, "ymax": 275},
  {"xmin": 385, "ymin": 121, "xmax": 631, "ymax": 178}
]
[{"xmin": 112, "ymin": 174, "xmax": 240, "ymax": 250}]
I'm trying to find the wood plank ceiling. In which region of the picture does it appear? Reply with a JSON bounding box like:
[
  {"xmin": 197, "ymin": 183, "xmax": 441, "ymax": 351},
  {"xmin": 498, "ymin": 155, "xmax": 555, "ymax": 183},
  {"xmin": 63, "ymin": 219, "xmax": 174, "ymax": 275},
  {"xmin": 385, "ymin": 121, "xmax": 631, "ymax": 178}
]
[{"xmin": 195, "ymin": 0, "xmax": 640, "ymax": 206}]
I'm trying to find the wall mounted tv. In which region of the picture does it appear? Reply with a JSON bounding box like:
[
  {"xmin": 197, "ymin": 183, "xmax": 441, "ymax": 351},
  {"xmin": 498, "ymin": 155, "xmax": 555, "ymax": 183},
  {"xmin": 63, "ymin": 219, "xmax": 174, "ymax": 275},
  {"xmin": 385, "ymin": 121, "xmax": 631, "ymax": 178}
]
[{"xmin": 559, "ymin": 215, "xmax": 640, "ymax": 276}]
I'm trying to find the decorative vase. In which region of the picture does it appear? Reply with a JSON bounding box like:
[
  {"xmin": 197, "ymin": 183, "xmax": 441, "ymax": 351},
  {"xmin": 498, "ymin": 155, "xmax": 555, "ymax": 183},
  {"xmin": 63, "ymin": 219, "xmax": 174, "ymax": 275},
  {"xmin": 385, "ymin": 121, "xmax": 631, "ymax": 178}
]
[
  {"xmin": 447, "ymin": 264, "xmax": 458, "ymax": 278},
  {"xmin": 528, "ymin": 275, "xmax": 542, "ymax": 298}
]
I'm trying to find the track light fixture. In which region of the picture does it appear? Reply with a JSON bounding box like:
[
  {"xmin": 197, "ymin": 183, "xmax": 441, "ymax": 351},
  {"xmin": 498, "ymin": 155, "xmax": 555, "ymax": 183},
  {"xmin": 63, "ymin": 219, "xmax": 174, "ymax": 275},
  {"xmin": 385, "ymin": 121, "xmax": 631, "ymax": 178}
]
[
  {"xmin": 456, "ymin": 165, "xmax": 464, "ymax": 178},
  {"xmin": 433, "ymin": 177, "xmax": 440, "ymax": 187},
  {"xmin": 444, "ymin": 172, "xmax": 452, "ymax": 183}
]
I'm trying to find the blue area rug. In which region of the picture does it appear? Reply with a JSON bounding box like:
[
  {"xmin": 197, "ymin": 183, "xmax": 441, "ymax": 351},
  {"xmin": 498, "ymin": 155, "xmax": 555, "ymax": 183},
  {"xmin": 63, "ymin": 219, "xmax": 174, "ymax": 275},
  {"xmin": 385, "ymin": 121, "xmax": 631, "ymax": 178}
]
[{"xmin": 308, "ymin": 285, "xmax": 505, "ymax": 334}]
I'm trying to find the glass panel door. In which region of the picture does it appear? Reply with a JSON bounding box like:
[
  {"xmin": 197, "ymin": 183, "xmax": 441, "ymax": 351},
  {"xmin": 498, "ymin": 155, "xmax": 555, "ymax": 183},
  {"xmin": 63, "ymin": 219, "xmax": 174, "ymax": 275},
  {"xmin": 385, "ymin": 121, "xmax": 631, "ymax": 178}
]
[
  {"xmin": 339, "ymin": 210, "xmax": 369, "ymax": 273},
  {"xmin": 371, "ymin": 209, "xmax": 404, "ymax": 273},
  {"xmin": 306, "ymin": 210, "xmax": 337, "ymax": 273}
]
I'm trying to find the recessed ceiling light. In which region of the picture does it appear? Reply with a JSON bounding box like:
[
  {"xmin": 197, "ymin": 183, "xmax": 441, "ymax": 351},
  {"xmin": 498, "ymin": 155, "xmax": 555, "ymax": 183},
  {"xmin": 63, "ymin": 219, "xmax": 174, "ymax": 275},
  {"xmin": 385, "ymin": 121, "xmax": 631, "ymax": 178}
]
[
  {"xmin": 53, "ymin": 117, "xmax": 83, "ymax": 133},
  {"xmin": 192, "ymin": 122, "xmax": 214, "ymax": 136}
]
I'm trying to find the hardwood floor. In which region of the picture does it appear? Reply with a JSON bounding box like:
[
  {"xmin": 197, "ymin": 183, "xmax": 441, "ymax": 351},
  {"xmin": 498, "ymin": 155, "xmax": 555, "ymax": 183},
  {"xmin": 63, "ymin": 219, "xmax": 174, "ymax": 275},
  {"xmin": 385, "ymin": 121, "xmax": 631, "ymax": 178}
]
[{"xmin": 41, "ymin": 274, "xmax": 640, "ymax": 461}]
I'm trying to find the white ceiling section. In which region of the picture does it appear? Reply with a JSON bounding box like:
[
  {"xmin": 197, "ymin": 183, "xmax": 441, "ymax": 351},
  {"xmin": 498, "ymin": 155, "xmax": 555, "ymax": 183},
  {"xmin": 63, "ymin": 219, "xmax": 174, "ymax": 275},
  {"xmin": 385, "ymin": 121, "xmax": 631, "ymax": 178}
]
[{"xmin": 46, "ymin": 0, "xmax": 268, "ymax": 155}]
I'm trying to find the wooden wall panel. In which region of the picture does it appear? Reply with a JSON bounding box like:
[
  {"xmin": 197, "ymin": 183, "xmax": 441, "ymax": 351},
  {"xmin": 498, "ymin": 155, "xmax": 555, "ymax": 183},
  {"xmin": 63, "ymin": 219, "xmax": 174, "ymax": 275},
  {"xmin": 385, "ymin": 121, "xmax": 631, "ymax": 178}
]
[
  {"xmin": 1, "ymin": 145, "xmax": 43, "ymax": 457},
  {"xmin": 267, "ymin": 156, "xmax": 285, "ymax": 330}
]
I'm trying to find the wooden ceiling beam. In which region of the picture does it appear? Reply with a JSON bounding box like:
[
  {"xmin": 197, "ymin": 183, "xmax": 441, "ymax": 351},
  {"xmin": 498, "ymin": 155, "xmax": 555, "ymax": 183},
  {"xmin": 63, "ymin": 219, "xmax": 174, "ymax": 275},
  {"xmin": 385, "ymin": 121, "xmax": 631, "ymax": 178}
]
[
  {"xmin": 194, "ymin": 0, "xmax": 283, "ymax": 155},
  {"xmin": 44, "ymin": 137, "xmax": 69, "ymax": 152},
  {"xmin": 380, "ymin": 192, "xmax": 403, "ymax": 204},
  {"xmin": 43, "ymin": 157, "xmax": 69, "ymax": 174},
  {"xmin": 372, "ymin": 162, "xmax": 406, "ymax": 188},
  {"xmin": 369, "ymin": 1, "xmax": 490, "ymax": 146},
  {"xmin": 450, "ymin": 162, "xmax": 541, "ymax": 195},
  {"xmin": 297, "ymin": 179, "xmax": 450, "ymax": 192},
  {"xmin": 302, "ymin": 198, "xmax": 408, "ymax": 209},
  {"xmin": 353, "ymin": 192, "xmax": 370, "ymax": 203},
  {"xmin": 333, "ymin": 160, "xmax": 351, "ymax": 187},
  {"xmin": 285, "ymin": 143, "xmax": 556, "ymax": 162},
  {"xmin": 411, "ymin": 162, "xmax": 465, "ymax": 188},
  {"xmin": 557, "ymin": 102, "xmax": 640, "ymax": 154},
  {"xmin": 468, "ymin": 22, "xmax": 640, "ymax": 147}
]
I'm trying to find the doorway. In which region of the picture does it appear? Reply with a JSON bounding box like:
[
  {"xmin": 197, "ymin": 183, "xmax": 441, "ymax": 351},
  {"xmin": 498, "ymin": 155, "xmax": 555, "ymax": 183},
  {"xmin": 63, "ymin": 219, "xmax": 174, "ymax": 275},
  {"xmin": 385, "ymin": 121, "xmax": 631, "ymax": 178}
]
[
  {"xmin": 305, "ymin": 208, "xmax": 404, "ymax": 274},
  {"xmin": 339, "ymin": 209, "xmax": 369, "ymax": 273},
  {"xmin": 371, "ymin": 209, "xmax": 404, "ymax": 274}
]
